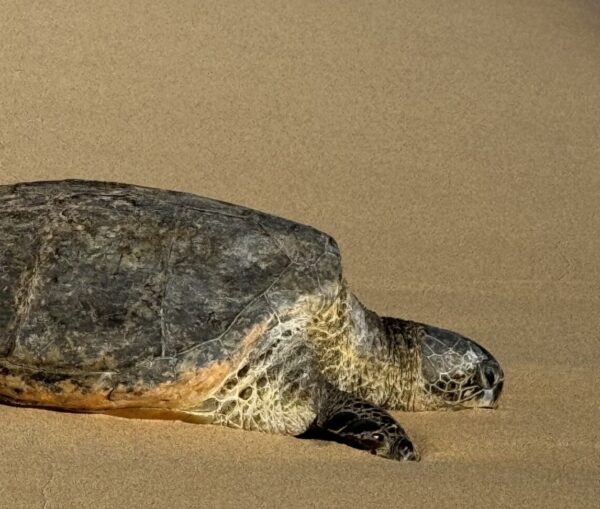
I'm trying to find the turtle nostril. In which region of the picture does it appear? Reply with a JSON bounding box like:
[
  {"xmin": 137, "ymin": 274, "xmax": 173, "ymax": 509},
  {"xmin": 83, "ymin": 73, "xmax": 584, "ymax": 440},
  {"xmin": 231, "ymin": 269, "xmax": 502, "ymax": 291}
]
[{"xmin": 483, "ymin": 363, "xmax": 499, "ymax": 388}]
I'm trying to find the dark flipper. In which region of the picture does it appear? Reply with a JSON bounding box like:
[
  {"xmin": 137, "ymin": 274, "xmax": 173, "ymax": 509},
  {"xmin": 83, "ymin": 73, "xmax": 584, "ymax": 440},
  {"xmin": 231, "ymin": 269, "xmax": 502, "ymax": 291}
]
[{"xmin": 306, "ymin": 386, "xmax": 419, "ymax": 461}]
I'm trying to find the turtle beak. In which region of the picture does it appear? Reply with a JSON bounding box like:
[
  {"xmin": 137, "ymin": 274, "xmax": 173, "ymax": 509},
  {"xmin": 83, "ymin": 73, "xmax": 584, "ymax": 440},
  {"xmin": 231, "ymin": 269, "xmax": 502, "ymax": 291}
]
[
  {"xmin": 478, "ymin": 385, "xmax": 503, "ymax": 408},
  {"xmin": 476, "ymin": 360, "xmax": 504, "ymax": 408}
]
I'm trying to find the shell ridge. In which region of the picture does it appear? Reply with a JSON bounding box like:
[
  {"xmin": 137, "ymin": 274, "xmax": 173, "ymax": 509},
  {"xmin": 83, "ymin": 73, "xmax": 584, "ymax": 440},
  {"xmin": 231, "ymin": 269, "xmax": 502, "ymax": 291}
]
[
  {"xmin": 174, "ymin": 204, "xmax": 249, "ymax": 220},
  {"xmin": 5, "ymin": 201, "xmax": 56, "ymax": 359},
  {"xmin": 158, "ymin": 209, "xmax": 182, "ymax": 358}
]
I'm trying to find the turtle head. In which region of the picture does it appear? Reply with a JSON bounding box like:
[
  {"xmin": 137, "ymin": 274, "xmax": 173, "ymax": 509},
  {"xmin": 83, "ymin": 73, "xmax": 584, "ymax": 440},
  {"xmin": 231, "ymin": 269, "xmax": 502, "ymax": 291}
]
[{"xmin": 415, "ymin": 324, "xmax": 504, "ymax": 410}]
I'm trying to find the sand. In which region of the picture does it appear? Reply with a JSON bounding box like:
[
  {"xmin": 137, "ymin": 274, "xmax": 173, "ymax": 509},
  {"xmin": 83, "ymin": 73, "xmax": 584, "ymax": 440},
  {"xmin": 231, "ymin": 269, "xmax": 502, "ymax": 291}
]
[{"xmin": 1, "ymin": 1, "xmax": 599, "ymax": 507}]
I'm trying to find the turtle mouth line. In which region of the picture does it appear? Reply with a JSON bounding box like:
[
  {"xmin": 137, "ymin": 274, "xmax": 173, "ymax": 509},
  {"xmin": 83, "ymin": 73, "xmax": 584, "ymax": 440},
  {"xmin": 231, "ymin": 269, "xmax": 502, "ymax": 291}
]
[
  {"xmin": 464, "ymin": 380, "xmax": 504, "ymax": 409},
  {"xmin": 439, "ymin": 380, "xmax": 503, "ymax": 409}
]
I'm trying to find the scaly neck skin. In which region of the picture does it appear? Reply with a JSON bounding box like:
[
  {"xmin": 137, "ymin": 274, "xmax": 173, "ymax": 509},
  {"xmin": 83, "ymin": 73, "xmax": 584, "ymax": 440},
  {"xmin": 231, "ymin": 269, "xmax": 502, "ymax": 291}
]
[{"xmin": 309, "ymin": 289, "xmax": 422, "ymax": 411}]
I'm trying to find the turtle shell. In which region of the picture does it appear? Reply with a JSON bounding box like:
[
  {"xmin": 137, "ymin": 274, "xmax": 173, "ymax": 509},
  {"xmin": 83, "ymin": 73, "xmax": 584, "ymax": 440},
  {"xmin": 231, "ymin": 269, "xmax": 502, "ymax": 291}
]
[{"xmin": 0, "ymin": 180, "xmax": 341, "ymax": 411}]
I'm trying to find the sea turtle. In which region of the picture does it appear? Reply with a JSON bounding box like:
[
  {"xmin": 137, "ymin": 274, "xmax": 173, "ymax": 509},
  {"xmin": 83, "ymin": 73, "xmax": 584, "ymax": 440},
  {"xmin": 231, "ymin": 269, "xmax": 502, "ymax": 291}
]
[{"xmin": 0, "ymin": 180, "xmax": 503, "ymax": 461}]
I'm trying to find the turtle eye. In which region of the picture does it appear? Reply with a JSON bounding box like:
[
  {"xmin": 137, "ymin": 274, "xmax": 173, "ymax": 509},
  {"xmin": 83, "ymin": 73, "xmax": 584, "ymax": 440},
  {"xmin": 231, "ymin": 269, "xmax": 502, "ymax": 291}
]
[{"xmin": 372, "ymin": 433, "xmax": 385, "ymax": 443}]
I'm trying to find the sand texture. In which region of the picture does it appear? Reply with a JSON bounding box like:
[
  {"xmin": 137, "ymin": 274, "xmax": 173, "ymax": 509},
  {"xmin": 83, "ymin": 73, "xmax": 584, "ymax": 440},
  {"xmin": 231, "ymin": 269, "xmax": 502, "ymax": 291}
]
[{"xmin": 1, "ymin": 1, "xmax": 599, "ymax": 507}]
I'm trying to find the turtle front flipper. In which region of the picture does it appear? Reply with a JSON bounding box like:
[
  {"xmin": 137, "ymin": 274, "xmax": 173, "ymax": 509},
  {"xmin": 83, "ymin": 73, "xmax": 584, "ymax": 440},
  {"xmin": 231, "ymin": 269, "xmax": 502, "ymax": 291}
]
[{"xmin": 311, "ymin": 385, "xmax": 419, "ymax": 461}]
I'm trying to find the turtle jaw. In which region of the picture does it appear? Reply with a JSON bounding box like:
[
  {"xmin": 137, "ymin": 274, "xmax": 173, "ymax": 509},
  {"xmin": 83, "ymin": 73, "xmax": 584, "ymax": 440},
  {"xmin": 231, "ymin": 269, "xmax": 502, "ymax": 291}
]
[
  {"xmin": 478, "ymin": 383, "xmax": 503, "ymax": 409},
  {"xmin": 458, "ymin": 379, "xmax": 504, "ymax": 409}
]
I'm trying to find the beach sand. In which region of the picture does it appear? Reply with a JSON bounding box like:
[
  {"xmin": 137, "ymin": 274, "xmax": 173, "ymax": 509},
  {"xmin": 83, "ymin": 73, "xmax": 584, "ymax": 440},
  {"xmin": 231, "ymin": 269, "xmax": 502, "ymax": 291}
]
[{"xmin": 1, "ymin": 1, "xmax": 599, "ymax": 507}]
